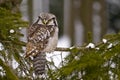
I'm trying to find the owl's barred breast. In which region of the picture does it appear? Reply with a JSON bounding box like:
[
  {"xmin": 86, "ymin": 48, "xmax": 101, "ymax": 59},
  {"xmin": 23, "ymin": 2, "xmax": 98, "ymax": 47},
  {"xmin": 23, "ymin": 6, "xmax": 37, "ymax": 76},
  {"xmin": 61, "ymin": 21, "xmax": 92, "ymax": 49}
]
[{"xmin": 43, "ymin": 27, "xmax": 58, "ymax": 52}]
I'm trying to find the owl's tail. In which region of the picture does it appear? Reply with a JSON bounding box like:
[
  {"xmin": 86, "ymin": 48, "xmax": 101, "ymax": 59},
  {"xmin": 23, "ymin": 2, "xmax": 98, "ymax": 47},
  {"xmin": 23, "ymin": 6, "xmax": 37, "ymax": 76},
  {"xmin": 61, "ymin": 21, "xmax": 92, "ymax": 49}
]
[{"xmin": 33, "ymin": 52, "xmax": 46, "ymax": 75}]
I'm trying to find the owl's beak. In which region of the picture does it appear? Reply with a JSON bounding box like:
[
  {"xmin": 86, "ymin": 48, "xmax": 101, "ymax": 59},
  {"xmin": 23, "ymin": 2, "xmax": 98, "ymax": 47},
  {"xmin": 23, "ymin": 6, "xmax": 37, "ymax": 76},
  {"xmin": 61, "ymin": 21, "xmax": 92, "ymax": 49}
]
[{"xmin": 43, "ymin": 19, "xmax": 47, "ymax": 24}]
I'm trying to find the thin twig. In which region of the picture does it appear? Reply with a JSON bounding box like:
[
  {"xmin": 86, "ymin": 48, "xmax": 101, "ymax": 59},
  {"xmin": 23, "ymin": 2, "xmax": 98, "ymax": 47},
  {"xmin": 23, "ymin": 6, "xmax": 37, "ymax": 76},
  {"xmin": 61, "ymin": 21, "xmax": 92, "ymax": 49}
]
[
  {"xmin": 55, "ymin": 46, "xmax": 85, "ymax": 52},
  {"xmin": 55, "ymin": 47, "xmax": 70, "ymax": 52}
]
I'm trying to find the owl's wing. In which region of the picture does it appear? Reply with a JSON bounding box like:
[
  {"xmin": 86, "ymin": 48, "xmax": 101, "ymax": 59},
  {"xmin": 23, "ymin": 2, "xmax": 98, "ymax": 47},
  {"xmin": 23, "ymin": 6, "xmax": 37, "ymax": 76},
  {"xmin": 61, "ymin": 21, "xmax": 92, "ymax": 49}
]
[
  {"xmin": 26, "ymin": 24, "xmax": 55, "ymax": 57},
  {"xmin": 27, "ymin": 23, "xmax": 39, "ymax": 40}
]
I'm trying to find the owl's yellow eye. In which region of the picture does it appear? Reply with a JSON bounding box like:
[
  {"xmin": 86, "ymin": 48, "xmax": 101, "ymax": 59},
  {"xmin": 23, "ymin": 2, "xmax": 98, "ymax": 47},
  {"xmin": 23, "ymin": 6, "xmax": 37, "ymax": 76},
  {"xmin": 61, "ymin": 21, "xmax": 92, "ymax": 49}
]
[{"xmin": 47, "ymin": 20, "xmax": 54, "ymax": 25}]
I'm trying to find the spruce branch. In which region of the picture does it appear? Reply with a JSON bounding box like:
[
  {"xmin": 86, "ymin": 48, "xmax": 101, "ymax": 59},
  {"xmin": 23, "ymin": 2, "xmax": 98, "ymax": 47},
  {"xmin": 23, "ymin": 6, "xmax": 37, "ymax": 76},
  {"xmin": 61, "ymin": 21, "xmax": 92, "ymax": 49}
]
[
  {"xmin": 55, "ymin": 46, "xmax": 85, "ymax": 52},
  {"xmin": 55, "ymin": 47, "xmax": 71, "ymax": 52}
]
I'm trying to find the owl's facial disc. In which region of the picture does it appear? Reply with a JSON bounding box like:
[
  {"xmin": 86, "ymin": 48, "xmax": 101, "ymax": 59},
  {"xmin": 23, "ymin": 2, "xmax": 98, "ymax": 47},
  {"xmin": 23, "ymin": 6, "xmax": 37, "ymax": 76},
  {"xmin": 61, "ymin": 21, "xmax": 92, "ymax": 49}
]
[
  {"xmin": 37, "ymin": 19, "xmax": 49, "ymax": 25},
  {"xmin": 37, "ymin": 13, "xmax": 57, "ymax": 26},
  {"xmin": 37, "ymin": 17, "xmax": 56, "ymax": 26}
]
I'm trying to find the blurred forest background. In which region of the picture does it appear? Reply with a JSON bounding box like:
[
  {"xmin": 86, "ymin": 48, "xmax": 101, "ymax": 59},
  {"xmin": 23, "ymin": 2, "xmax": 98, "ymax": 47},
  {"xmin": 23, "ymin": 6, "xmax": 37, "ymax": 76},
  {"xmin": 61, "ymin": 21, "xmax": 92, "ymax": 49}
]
[
  {"xmin": 20, "ymin": 0, "xmax": 120, "ymax": 45},
  {"xmin": 0, "ymin": 0, "xmax": 120, "ymax": 80}
]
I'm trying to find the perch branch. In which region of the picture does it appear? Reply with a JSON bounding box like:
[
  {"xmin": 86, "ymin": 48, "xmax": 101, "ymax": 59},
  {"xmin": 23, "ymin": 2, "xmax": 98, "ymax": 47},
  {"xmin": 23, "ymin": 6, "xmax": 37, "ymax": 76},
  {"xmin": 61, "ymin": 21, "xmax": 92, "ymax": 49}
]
[
  {"xmin": 55, "ymin": 46, "xmax": 84, "ymax": 52},
  {"xmin": 55, "ymin": 47, "xmax": 70, "ymax": 52},
  {"xmin": 25, "ymin": 46, "xmax": 85, "ymax": 57}
]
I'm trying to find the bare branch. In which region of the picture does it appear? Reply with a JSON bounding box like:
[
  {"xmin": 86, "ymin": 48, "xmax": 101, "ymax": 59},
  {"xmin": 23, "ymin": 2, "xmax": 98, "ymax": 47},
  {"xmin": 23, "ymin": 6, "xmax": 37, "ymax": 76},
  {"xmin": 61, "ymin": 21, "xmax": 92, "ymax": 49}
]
[
  {"xmin": 55, "ymin": 46, "xmax": 85, "ymax": 52},
  {"xmin": 55, "ymin": 47, "xmax": 70, "ymax": 52}
]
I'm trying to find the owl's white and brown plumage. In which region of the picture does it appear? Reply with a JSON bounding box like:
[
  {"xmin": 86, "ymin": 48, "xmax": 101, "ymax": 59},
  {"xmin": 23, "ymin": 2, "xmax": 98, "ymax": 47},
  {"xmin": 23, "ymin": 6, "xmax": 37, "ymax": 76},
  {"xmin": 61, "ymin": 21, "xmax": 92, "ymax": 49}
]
[{"xmin": 25, "ymin": 13, "xmax": 58, "ymax": 75}]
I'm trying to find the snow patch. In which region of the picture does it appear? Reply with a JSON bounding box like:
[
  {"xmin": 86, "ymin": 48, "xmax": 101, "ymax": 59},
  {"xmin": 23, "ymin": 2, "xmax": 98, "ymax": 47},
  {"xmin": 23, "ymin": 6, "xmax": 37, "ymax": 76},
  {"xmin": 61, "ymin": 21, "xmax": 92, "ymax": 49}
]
[
  {"xmin": 74, "ymin": 56, "xmax": 79, "ymax": 60},
  {"xmin": 107, "ymin": 43, "xmax": 113, "ymax": 49},
  {"xmin": 19, "ymin": 27, "xmax": 22, "ymax": 30},
  {"xmin": 10, "ymin": 29, "xmax": 15, "ymax": 33},
  {"xmin": 86, "ymin": 43, "xmax": 95, "ymax": 48},
  {"xmin": 95, "ymin": 47, "xmax": 100, "ymax": 50},
  {"xmin": 102, "ymin": 39, "xmax": 107, "ymax": 43},
  {"xmin": 0, "ymin": 43, "xmax": 4, "ymax": 51}
]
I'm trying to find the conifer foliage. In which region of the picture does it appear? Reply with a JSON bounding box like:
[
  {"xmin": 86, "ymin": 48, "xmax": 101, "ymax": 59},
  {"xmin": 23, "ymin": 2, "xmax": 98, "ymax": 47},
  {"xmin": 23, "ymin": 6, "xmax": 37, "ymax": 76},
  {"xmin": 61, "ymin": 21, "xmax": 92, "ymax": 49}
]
[
  {"xmin": 0, "ymin": 5, "xmax": 28, "ymax": 80},
  {"xmin": 51, "ymin": 34, "xmax": 120, "ymax": 80},
  {"xmin": 0, "ymin": 0, "xmax": 120, "ymax": 80}
]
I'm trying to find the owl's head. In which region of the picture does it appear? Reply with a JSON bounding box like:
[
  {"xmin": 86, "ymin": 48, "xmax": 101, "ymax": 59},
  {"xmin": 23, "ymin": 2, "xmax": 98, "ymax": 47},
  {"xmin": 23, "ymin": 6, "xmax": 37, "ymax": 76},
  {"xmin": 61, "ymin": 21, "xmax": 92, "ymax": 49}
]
[{"xmin": 36, "ymin": 13, "xmax": 58, "ymax": 26}]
